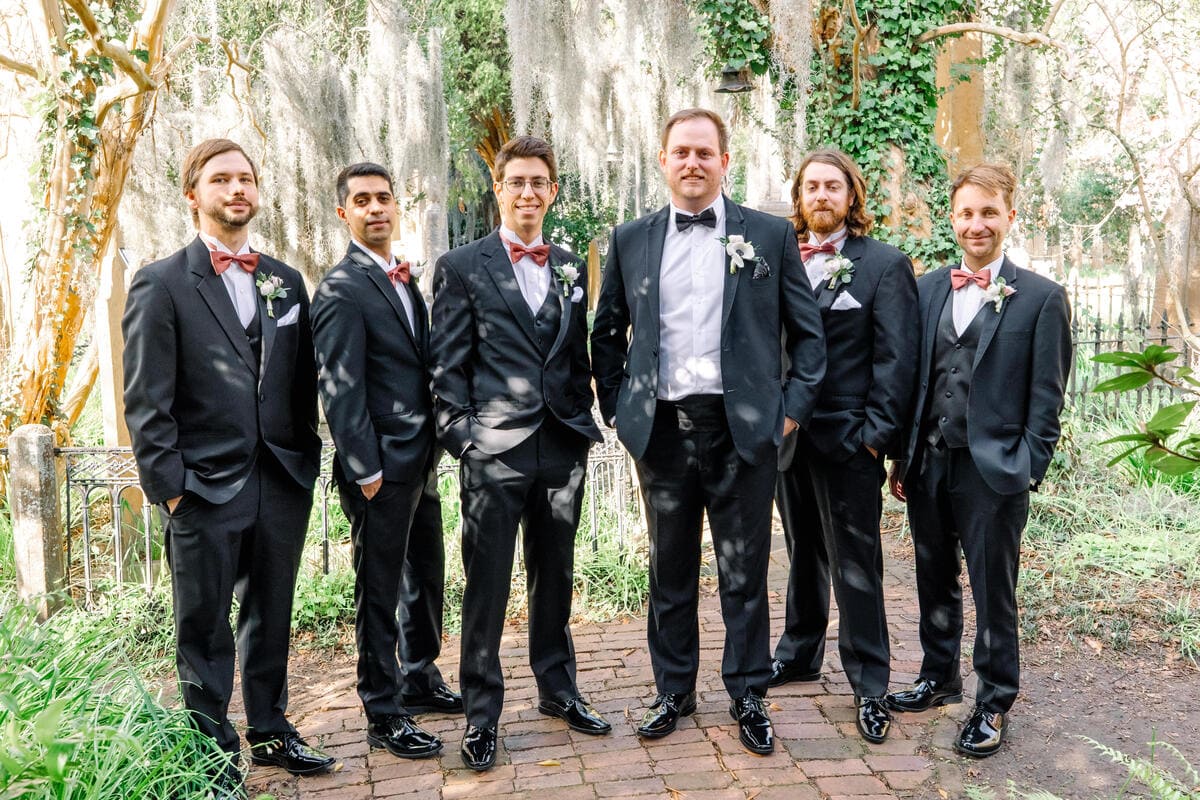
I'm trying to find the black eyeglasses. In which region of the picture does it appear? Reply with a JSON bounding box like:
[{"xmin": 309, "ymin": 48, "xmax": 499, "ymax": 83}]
[{"xmin": 500, "ymin": 178, "xmax": 554, "ymax": 193}]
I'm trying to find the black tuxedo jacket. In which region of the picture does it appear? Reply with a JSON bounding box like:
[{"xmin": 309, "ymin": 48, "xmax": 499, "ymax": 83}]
[
  {"xmin": 311, "ymin": 245, "xmax": 434, "ymax": 484},
  {"xmin": 429, "ymin": 230, "xmax": 602, "ymax": 458},
  {"xmin": 591, "ymin": 196, "xmax": 826, "ymax": 466},
  {"xmin": 123, "ymin": 236, "xmax": 321, "ymax": 505},
  {"xmin": 795, "ymin": 235, "xmax": 920, "ymax": 463},
  {"xmin": 902, "ymin": 257, "xmax": 1072, "ymax": 494}
]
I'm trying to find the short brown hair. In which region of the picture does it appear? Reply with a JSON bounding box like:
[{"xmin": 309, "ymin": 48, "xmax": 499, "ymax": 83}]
[
  {"xmin": 950, "ymin": 163, "xmax": 1017, "ymax": 210},
  {"xmin": 181, "ymin": 138, "xmax": 258, "ymax": 224},
  {"xmin": 790, "ymin": 149, "xmax": 875, "ymax": 238},
  {"xmin": 661, "ymin": 108, "xmax": 729, "ymax": 155},
  {"xmin": 493, "ymin": 135, "xmax": 558, "ymax": 183}
]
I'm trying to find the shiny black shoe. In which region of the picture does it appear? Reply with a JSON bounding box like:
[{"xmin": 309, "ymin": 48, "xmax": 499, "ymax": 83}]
[
  {"xmin": 855, "ymin": 696, "xmax": 892, "ymax": 743},
  {"xmin": 538, "ymin": 696, "xmax": 612, "ymax": 735},
  {"xmin": 885, "ymin": 678, "xmax": 963, "ymax": 712},
  {"xmin": 460, "ymin": 725, "xmax": 498, "ymax": 771},
  {"xmin": 729, "ymin": 694, "xmax": 774, "ymax": 755},
  {"xmin": 955, "ymin": 704, "xmax": 1006, "ymax": 758},
  {"xmin": 767, "ymin": 658, "xmax": 822, "ymax": 688},
  {"xmin": 367, "ymin": 714, "xmax": 443, "ymax": 759},
  {"xmin": 248, "ymin": 732, "xmax": 336, "ymax": 775},
  {"xmin": 636, "ymin": 691, "xmax": 697, "ymax": 739},
  {"xmin": 401, "ymin": 684, "xmax": 464, "ymax": 715}
]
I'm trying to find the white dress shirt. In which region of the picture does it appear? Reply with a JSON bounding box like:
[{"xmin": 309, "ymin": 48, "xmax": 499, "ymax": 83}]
[
  {"xmin": 802, "ymin": 227, "xmax": 848, "ymax": 292},
  {"xmin": 499, "ymin": 225, "xmax": 551, "ymax": 314},
  {"xmin": 952, "ymin": 254, "xmax": 1004, "ymax": 336},
  {"xmin": 351, "ymin": 240, "xmax": 416, "ymax": 334},
  {"xmin": 658, "ymin": 199, "xmax": 726, "ymax": 400},
  {"xmin": 200, "ymin": 232, "xmax": 257, "ymax": 328}
]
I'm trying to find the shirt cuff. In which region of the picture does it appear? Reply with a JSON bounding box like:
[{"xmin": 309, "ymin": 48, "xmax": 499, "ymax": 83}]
[{"xmin": 356, "ymin": 471, "xmax": 383, "ymax": 486}]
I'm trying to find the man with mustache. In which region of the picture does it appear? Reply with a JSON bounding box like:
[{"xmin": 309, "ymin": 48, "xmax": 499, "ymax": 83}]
[
  {"xmin": 123, "ymin": 139, "xmax": 333, "ymax": 797},
  {"xmin": 768, "ymin": 150, "xmax": 919, "ymax": 744},
  {"xmin": 592, "ymin": 108, "xmax": 825, "ymax": 755},
  {"xmin": 886, "ymin": 164, "xmax": 1071, "ymax": 758}
]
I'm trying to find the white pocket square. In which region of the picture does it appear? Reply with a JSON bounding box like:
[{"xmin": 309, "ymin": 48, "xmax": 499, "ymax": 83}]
[
  {"xmin": 830, "ymin": 292, "xmax": 862, "ymax": 312},
  {"xmin": 571, "ymin": 285, "xmax": 584, "ymax": 303},
  {"xmin": 275, "ymin": 305, "xmax": 301, "ymax": 326}
]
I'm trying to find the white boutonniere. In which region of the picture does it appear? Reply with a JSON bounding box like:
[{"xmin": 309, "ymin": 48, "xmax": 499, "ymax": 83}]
[
  {"xmin": 553, "ymin": 262, "xmax": 580, "ymax": 296},
  {"xmin": 718, "ymin": 235, "xmax": 771, "ymax": 278},
  {"xmin": 409, "ymin": 261, "xmax": 426, "ymax": 279},
  {"xmin": 983, "ymin": 275, "xmax": 1016, "ymax": 312},
  {"xmin": 256, "ymin": 273, "xmax": 289, "ymax": 318},
  {"xmin": 822, "ymin": 254, "xmax": 855, "ymax": 290}
]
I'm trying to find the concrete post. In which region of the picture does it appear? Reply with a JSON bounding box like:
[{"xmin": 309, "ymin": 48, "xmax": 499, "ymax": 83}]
[{"xmin": 7, "ymin": 424, "xmax": 64, "ymax": 619}]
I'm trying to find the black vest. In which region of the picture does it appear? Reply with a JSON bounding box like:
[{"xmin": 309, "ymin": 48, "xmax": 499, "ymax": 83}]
[
  {"xmin": 531, "ymin": 286, "xmax": 561, "ymax": 356},
  {"xmin": 245, "ymin": 308, "xmax": 262, "ymax": 375},
  {"xmin": 922, "ymin": 295, "xmax": 986, "ymax": 448}
]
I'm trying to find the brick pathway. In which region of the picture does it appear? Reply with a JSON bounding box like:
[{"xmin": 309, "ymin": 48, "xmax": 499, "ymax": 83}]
[{"xmin": 245, "ymin": 527, "xmax": 978, "ymax": 799}]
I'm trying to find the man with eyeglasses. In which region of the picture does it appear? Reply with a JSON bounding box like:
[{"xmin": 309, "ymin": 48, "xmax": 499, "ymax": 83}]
[{"xmin": 430, "ymin": 135, "xmax": 609, "ymax": 772}]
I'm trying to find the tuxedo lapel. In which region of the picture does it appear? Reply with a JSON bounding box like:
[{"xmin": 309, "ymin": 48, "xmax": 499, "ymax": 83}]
[
  {"xmin": 924, "ymin": 268, "xmax": 953, "ymax": 368},
  {"xmin": 409, "ymin": 282, "xmax": 429, "ymax": 353},
  {"xmin": 254, "ymin": 259, "xmax": 277, "ymax": 383},
  {"xmin": 481, "ymin": 232, "xmax": 539, "ymax": 346},
  {"xmin": 973, "ymin": 256, "xmax": 1018, "ymax": 369},
  {"xmin": 645, "ymin": 207, "xmax": 668, "ymax": 328},
  {"xmin": 546, "ymin": 270, "xmax": 572, "ymax": 363},
  {"xmin": 720, "ymin": 196, "xmax": 743, "ymax": 331},
  {"xmin": 188, "ymin": 238, "xmax": 257, "ymax": 375},
  {"xmin": 349, "ymin": 246, "xmax": 420, "ymax": 352}
]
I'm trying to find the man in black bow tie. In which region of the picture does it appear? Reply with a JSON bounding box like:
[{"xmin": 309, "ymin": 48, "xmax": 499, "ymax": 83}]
[
  {"xmin": 886, "ymin": 164, "xmax": 1071, "ymax": 758},
  {"xmin": 430, "ymin": 136, "xmax": 609, "ymax": 771},
  {"xmin": 123, "ymin": 139, "xmax": 333, "ymax": 796},
  {"xmin": 768, "ymin": 150, "xmax": 919, "ymax": 745},
  {"xmin": 592, "ymin": 109, "xmax": 825, "ymax": 755}
]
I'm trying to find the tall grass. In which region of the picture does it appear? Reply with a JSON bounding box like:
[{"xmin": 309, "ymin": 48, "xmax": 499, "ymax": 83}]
[{"xmin": 0, "ymin": 603, "xmax": 225, "ymax": 799}]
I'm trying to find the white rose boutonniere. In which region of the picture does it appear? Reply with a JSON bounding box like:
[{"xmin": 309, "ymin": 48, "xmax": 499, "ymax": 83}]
[
  {"xmin": 408, "ymin": 261, "xmax": 426, "ymax": 279},
  {"xmin": 718, "ymin": 235, "xmax": 771, "ymax": 279},
  {"xmin": 983, "ymin": 275, "xmax": 1016, "ymax": 312},
  {"xmin": 553, "ymin": 262, "xmax": 580, "ymax": 296},
  {"xmin": 256, "ymin": 273, "xmax": 289, "ymax": 318},
  {"xmin": 822, "ymin": 254, "xmax": 855, "ymax": 291}
]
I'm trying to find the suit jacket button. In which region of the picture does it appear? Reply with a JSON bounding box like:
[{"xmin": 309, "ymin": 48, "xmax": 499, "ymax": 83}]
[
  {"xmin": 945, "ymin": 391, "xmax": 952, "ymax": 398},
  {"xmin": 955, "ymin": 343, "xmax": 963, "ymax": 350},
  {"xmin": 260, "ymin": 393, "xmax": 266, "ymax": 402}
]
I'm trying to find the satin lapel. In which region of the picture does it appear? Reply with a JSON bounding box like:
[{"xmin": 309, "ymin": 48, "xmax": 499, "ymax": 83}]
[
  {"xmin": 482, "ymin": 232, "xmax": 538, "ymax": 346},
  {"xmin": 645, "ymin": 207, "xmax": 668, "ymax": 329},
  {"xmin": 720, "ymin": 196, "xmax": 743, "ymax": 331},
  {"xmin": 973, "ymin": 256, "xmax": 1018, "ymax": 369},
  {"xmin": 925, "ymin": 267, "xmax": 953, "ymax": 368},
  {"xmin": 409, "ymin": 281, "xmax": 429, "ymax": 353},
  {"xmin": 254, "ymin": 256, "xmax": 277, "ymax": 383},
  {"xmin": 188, "ymin": 238, "xmax": 257, "ymax": 375},
  {"xmin": 350, "ymin": 247, "xmax": 419, "ymax": 352},
  {"xmin": 546, "ymin": 262, "xmax": 572, "ymax": 363}
]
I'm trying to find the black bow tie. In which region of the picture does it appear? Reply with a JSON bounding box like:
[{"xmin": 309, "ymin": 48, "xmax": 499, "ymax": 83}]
[{"xmin": 675, "ymin": 207, "xmax": 717, "ymax": 232}]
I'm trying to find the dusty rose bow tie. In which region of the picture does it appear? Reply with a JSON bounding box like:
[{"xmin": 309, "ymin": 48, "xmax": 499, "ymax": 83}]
[
  {"xmin": 506, "ymin": 239, "xmax": 551, "ymax": 267},
  {"xmin": 799, "ymin": 241, "xmax": 837, "ymax": 262},
  {"xmin": 387, "ymin": 261, "xmax": 411, "ymax": 285},
  {"xmin": 950, "ymin": 267, "xmax": 991, "ymax": 290},
  {"xmin": 210, "ymin": 250, "xmax": 259, "ymax": 275}
]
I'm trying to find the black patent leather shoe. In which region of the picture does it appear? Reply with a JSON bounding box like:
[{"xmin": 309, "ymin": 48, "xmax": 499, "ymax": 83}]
[
  {"xmin": 885, "ymin": 678, "xmax": 963, "ymax": 712},
  {"xmin": 767, "ymin": 658, "xmax": 822, "ymax": 688},
  {"xmin": 401, "ymin": 684, "xmax": 464, "ymax": 715},
  {"xmin": 855, "ymin": 696, "xmax": 892, "ymax": 743},
  {"xmin": 367, "ymin": 714, "xmax": 443, "ymax": 759},
  {"xmin": 538, "ymin": 696, "xmax": 612, "ymax": 735},
  {"xmin": 460, "ymin": 725, "xmax": 498, "ymax": 771},
  {"xmin": 248, "ymin": 732, "xmax": 336, "ymax": 775},
  {"xmin": 636, "ymin": 691, "xmax": 697, "ymax": 738},
  {"xmin": 955, "ymin": 704, "xmax": 1006, "ymax": 758},
  {"xmin": 729, "ymin": 694, "xmax": 774, "ymax": 755}
]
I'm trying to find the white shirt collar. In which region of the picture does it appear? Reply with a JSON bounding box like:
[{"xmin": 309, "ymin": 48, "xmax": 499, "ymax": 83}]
[
  {"xmin": 499, "ymin": 224, "xmax": 544, "ymax": 249},
  {"xmin": 807, "ymin": 227, "xmax": 848, "ymax": 250},
  {"xmin": 199, "ymin": 232, "xmax": 251, "ymax": 256},
  {"xmin": 960, "ymin": 253, "xmax": 1004, "ymax": 276},
  {"xmin": 351, "ymin": 239, "xmax": 395, "ymax": 272},
  {"xmin": 669, "ymin": 196, "xmax": 725, "ymax": 230}
]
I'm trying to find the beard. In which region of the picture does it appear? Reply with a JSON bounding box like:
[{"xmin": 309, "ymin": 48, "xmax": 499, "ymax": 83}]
[
  {"xmin": 801, "ymin": 205, "xmax": 847, "ymax": 234},
  {"xmin": 203, "ymin": 198, "xmax": 258, "ymax": 230}
]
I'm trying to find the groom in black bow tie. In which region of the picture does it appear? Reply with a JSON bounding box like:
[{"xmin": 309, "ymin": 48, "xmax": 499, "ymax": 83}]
[
  {"xmin": 592, "ymin": 108, "xmax": 825, "ymax": 755},
  {"xmin": 886, "ymin": 164, "xmax": 1071, "ymax": 758}
]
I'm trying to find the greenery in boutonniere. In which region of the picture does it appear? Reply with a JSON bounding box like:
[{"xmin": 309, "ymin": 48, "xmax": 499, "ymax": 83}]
[
  {"xmin": 822, "ymin": 254, "xmax": 855, "ymax": 290},
  {"xmin": 984, "ymin": 275, "xmax": 1017, "ymax": 312},
  {"xmin": 256, "ymin": 272, "xmax": 289, "ymax": 318}
]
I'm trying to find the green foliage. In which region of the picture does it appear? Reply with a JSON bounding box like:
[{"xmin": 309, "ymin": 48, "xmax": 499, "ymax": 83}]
[
  {"xmin": 545, "ymin": 174, "xmax": 619, "ymax": 255},
  {"xmin": 693, "ymin": 0, "xmax": 773, "ymax": 76},
  {"xmin": 1057, "ymin": 164, "xmax": 1137, "ymax": 262},
  {"xmin": 1092, "ymin": 347, "xmax": 1200, "ymax": 475},
  {"xmin": 291, "ymin": 568, "xmax": 356, "ymax": 650},
  {"xmin": 0, "ymin": 603, "xmax": 225, "ymax": 799}
]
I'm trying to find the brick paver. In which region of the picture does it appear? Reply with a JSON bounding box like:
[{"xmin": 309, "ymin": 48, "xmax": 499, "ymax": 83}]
[{"xmin": 240, "ymin": 526, "xmax": 977, "ymax": 799}]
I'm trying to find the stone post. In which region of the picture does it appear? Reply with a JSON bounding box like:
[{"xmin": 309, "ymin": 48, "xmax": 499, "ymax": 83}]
[{"xmin": 7, "ymin": 424, "xmax": 64, "ymax": 619}]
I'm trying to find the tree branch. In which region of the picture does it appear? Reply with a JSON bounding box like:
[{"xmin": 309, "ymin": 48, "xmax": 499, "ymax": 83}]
[
  {"xmin": 915, "ymin": 23, "xmax": 1064, "ymax": 50},
  {"xmin": 1040, "ymin": 0, "xmax": 1069, "ymax": 36},
  {"xmin": 62, "ymin": 0, "xmax": 156, "ymax": 92},
  {"xmin": 0, "ymin": 53, "xmax": 39, "ymax": 79}
]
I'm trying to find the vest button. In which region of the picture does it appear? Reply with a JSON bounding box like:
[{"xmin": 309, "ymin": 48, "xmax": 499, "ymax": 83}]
[
  {"xmin": 951, "ymin": 367, "xmax": 959, "ymax": 374},
  {"xmin": 955, "ymin": 343, "xmax": 963, "ymax": 350},
  {"xmin": 945, "ymin": 391, "xmax": 952, "ymax": 398},
  {"xmin": 941, "ymin": 416, "xmax": 949, "ymax": 422}
]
